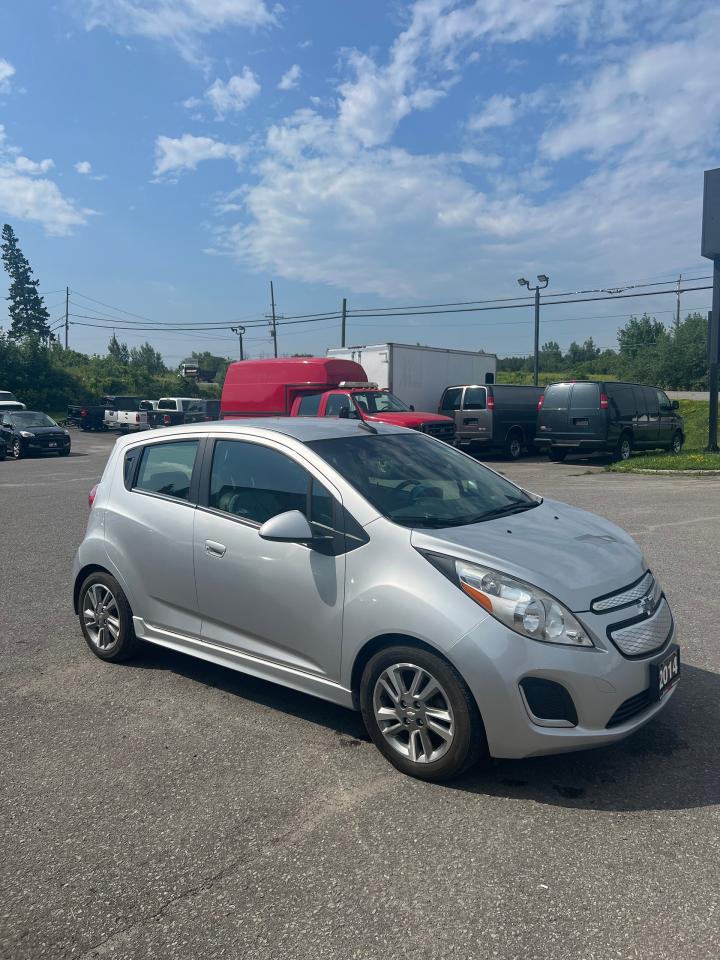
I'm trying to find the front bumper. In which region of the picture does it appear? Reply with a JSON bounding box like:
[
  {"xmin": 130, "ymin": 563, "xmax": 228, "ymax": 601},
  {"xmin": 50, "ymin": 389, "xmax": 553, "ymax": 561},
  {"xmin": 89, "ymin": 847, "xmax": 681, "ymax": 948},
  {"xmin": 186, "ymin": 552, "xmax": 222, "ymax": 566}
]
[
  {"xmin": 450, "ymin": 612, "xmax": 678, "ymax": 759},
  {"xmin": 25, "ymin": 438, "xmax": 71, "ymax": 454}
]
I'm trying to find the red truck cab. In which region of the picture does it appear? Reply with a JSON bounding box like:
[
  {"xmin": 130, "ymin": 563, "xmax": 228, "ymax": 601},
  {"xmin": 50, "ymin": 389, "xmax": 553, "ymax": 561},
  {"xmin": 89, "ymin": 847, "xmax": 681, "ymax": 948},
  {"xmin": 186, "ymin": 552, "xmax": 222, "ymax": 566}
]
[{"xmin": 221, "ymin": 358, "xmax": 455, "ymax": 440}]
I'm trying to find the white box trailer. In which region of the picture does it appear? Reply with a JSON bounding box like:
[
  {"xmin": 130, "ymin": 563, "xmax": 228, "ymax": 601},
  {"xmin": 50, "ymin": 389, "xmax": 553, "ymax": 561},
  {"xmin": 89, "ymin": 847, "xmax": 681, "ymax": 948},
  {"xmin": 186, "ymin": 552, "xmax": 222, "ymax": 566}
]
[{"xmin": 326, "ymin": 343, "xmax": 497, "ymax": 412}]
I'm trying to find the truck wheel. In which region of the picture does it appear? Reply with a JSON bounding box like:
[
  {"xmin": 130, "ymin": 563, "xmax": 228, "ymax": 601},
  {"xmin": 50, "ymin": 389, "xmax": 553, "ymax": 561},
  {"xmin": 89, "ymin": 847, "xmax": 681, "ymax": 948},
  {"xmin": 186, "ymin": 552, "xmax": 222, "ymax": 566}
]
[
  {"xmin": 504, "ymin": 431, "xmax": 523, "ymax": 460},
  {"xmin": 360, "ymin": 645, "xmax": 487, "ymax": 782},
  {"xmin": 78, "ymin": 572, "xmax": 140, "ymax": 663},
  {"xmin": 670, "ymin": 431, "xmax": 683, "ymax": 454},
  {"xmin": 614, "ymin": 434, "xmax": 632, "ymax": 462},
  {"xmin": 548, "ymin": 448, "xmax": 567, "ymax": 462}
]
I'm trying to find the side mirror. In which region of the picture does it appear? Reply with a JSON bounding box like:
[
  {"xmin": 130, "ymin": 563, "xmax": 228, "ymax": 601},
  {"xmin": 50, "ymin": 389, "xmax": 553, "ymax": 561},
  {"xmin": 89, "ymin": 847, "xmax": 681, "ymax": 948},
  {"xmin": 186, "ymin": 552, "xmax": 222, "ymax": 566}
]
[
  {"xmin": 409, "ymin": 404, "xmax": 415, "ymax": 411},
  {"xmin": 671, "ymin": 399, "xmax": 679, "ymax": 410},
  {"xmin": 259, "ymin": 510, "xmax": 314, "ymax": 543}
]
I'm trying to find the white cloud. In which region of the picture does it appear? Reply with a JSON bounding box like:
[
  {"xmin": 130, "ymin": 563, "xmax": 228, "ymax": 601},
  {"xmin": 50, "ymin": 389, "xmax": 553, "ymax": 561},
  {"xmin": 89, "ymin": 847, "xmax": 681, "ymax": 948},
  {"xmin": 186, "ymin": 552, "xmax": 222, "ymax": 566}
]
[
  {"xmin": 0, "ymin": 126, "xmax": 91, "ymax": 235},
  {"xmin": 278, "ymin": 64, "xmax": 301, "ymax": 91},
  {"xmin": 185, "ymin": 68, "xmax": 261, "ymax": 118},
  {"xmin": 0, "ymin": 58, "xmax": 15, "ymax": 93},
  {"xmin": 468, "ymin": 94, "xmax": 516, "ymax": 132},
  {"xmin": 79, "ymin": 0, "xmax": 276, "ymax": 61},
  {"xmin": 154, "ymin": 133, "xmax": 246, "ymax": 176},
  {"xmin": 75, "ymin": 160, "xmax": 93, "ymax": 174}
]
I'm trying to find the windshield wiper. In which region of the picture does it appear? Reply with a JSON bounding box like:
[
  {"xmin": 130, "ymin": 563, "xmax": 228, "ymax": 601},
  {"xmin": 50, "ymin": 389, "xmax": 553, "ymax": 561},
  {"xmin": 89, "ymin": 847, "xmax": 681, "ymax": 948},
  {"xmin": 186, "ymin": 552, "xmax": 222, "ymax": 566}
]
[{"xmin": 476, "ymin": 499, "xmax": 538, "ymax": 521}]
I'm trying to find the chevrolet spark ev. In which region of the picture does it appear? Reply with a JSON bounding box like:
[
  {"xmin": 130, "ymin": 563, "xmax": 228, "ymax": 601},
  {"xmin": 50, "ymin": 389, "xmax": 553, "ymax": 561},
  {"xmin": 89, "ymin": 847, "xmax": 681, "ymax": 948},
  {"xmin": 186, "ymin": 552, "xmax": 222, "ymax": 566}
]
[{"xmin": 72, "ymin": 419, "xmax": 679, "ymax": 781}]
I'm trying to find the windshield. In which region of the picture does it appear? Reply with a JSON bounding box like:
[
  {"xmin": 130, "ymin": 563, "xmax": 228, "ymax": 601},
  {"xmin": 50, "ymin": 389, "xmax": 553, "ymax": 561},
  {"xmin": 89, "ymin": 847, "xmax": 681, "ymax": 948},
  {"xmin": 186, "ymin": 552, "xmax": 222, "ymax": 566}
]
[
  {"xmin": 308, "ymin": 433, "xmax": 538, "ymax": 528},
  {"xmin": 351, "ymin": 392, "xmax": 410, "ymax": 414},
  {"xmin": 12, "ymin": 412, "xmax": 57, "ymax": 428},
  {"xmin": 0, "ymin": 392, "xmax": 18, "ymax": 401}
]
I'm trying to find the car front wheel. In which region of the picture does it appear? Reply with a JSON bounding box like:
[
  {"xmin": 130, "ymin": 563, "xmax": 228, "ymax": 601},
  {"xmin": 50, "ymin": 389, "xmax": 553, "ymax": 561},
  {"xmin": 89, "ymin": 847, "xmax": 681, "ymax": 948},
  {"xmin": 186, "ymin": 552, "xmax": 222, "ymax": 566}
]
[
  {"xmin": 548, "ymin": 448, "xmax": 567, "ymax": 462},
  {"xmin": 78, "ymin": 572, "xmax": 140, "ymax": 662},
  {"xmin": 360, "ymin": 645, "xmax": 487, "ymax": 781},
  {"xmin": 12, "ymin": 439, "xmax": 22, "ymax": 459}
]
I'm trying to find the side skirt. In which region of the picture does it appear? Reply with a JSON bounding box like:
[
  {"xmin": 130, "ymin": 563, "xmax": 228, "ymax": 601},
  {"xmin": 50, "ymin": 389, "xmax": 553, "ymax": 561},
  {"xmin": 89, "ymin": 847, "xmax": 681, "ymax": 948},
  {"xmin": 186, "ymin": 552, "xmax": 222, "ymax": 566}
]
[{"xmin": 133, "ymin": 617, "xmax": 356, "ymax": 710}]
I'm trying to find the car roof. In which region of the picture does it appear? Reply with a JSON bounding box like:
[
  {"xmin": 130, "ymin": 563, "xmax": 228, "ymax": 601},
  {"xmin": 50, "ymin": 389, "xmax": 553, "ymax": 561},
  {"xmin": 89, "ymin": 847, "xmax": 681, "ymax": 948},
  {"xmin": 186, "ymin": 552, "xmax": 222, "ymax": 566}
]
[{"xmin": 113, "ymin": 416, "xmax": 408, "ymax": 447}]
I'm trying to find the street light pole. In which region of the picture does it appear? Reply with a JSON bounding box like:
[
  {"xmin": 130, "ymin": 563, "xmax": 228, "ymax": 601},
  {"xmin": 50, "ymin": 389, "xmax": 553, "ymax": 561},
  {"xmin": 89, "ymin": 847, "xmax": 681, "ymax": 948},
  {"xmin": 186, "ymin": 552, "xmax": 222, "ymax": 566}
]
[
  {"xmin": 517, "ymin": 274, "xmax": 549, "ymax": 386},
  {"xmin": 230, "ymin": 325, "xmax": 245, "ymax": 361}
]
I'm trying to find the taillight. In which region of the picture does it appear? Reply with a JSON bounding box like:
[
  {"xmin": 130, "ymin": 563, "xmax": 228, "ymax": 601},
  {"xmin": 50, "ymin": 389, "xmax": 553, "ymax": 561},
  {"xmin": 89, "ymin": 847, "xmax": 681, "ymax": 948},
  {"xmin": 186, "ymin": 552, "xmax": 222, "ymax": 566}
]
[
  {"xmin": 135, "ymin": 413, "xmax": 140, "ymax": 422},
  {"xmin": 163, "ymin": 414, "xmax": 171, "ymax": 425},
  {"xmin": 600, "ymin": 393, "xmax": 609, "ymax": 410},
  {"xmin": 537, "ymin": 395, "xmax": 544, "ymax": 410},
  {"xmin": 81, "ymin": 408, "xmax": 88, "ymax": 417},
  {"xmin": 88, "ymin": 484, "xmax": 98, "ymax": 508},
  {"xmin": 487, "ymin": 394, "xmax": 495, "ymax": 410}
]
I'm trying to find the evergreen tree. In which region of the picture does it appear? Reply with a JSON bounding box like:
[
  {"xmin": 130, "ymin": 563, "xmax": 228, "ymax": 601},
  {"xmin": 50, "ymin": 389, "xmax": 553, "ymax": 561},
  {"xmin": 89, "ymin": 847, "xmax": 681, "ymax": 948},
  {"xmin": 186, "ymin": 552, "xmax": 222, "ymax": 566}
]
[
  {"xmin": 107, "ymin": 334, "xmax": 130, "ymax": 365},
  {"xmin": 1, "ymin": 223, "xmax": 52, "ymax": 341}
]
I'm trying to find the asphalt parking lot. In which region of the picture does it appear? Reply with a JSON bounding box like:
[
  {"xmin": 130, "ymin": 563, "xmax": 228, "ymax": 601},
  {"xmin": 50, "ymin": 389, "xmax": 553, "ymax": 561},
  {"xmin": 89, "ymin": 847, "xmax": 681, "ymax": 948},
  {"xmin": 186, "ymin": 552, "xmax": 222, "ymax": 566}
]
[{"xmin": 2, "ymin": 430, "xmax": 719, "ymax": 960}]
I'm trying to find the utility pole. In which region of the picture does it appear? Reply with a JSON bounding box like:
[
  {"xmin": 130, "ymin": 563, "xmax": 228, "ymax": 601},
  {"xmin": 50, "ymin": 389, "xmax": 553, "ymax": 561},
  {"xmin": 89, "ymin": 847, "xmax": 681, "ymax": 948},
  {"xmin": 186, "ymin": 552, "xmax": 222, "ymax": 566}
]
[
  {"xmin": 230, "ymin": 325, "xmax": 245, "ymax": 361},
  {"xmin": 701, "ymin": 168, "xmax": 720, "ymax": 451},
  {"xmin": 65, "ymin": 285, "xmax": 69, "ymax": 349},
  {"xmin": 341, "ymin": 297, "xmax": 347, "ymax": 348},
  {"xmin": 517, "ymin": 274, "xmax": 550, "ymax": 386},
  {"xmin": 675, "ymin": 274, "xmax": 682, "ymax": 327},
  {"xmin": 270, "ymin": 280, "xmax": 278, "ymax": 358}
]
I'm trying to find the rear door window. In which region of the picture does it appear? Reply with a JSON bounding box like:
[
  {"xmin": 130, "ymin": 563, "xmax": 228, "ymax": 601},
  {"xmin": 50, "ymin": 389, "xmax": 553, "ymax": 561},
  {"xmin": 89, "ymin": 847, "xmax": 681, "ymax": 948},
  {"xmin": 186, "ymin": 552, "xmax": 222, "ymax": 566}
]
[
  {"xmin": 542, "ymin": 384, "xmax": 571, "ymax": 409},
  {"xmin": 570, "ymin": 382, "xmax": 600, "ymax": 409},
  {"xmin": 134, "ymin": 440, "xmax": 199, "ymax": 502},
  {"xmin": 440, "ymin": 388, "xmax": 462, "ymax": 412},
  {"xmin": 463, "ymin": 387, "xmax": 486, "ymax": 410}
]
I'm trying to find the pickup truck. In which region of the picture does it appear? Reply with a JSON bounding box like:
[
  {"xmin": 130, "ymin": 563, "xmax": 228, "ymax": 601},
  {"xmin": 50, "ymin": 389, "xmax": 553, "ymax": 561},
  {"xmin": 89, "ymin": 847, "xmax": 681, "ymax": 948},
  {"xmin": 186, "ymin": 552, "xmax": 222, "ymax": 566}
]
[
  {"xmin": 146, "ymin": 397, "xmax": 213, "ymax": 428},
  {"xmin": 67, "ymin": 396, "xmax": 147, "ymax": 432},
  {"xmin": 0, "ymin": 390, "xmax": 26, "ymax": 412},
  {"xmin": 220, "ymin": 357, "xmax": 456, "ymax": 441}
]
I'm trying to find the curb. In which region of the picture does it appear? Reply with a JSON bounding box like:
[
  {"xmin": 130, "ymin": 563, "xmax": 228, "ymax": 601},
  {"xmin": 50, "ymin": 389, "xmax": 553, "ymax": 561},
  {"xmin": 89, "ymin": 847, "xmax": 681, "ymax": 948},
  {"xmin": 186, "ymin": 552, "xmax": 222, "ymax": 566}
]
[{"xmin": 607, "ymin": 468, "xmax": 720, "ymax": 476}]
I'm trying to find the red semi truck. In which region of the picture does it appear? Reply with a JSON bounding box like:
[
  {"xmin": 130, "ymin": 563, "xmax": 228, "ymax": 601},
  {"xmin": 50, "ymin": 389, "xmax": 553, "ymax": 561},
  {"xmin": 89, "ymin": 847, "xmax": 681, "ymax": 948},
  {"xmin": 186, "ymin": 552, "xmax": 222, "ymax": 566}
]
[{"xmin": 220, "ymin": 357, "xmax": 455, "ymax": 441}]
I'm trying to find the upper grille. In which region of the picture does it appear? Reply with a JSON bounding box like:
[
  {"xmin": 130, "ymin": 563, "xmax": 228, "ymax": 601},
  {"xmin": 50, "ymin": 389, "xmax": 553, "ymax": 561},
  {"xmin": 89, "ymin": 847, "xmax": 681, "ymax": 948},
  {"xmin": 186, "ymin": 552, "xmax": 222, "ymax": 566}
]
[
  {"xmin": 609, "ymin": 598, "xmax": 673, "ymax": 658},
  {"xmin": 421, "ymin": 422, "xmax": 455, "ymax": 440},
  {"xmin": 592, "ymin": 571, "xmax": 654, "ymax": 612}
]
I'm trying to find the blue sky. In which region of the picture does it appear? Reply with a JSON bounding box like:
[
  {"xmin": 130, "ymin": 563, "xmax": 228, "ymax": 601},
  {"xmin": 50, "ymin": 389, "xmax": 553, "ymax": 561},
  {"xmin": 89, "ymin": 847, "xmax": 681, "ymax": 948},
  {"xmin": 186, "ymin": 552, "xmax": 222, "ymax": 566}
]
[{"xmin": 0, "ymin": 0, "xmax": 717, "ymax": 364}]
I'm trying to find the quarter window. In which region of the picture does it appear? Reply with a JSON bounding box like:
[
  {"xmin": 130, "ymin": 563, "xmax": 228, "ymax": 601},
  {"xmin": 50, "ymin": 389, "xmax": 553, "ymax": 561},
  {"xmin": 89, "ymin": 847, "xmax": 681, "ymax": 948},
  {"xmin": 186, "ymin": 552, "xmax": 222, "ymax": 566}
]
[{"xmin": 134, "ymin": 440, "xmax": 198, "ymax": 501}]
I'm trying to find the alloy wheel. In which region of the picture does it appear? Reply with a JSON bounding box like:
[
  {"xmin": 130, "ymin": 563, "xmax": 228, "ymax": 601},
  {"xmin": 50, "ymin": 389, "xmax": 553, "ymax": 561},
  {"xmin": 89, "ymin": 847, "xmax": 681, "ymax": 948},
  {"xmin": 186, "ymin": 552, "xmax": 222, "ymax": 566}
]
[
  {"xmin": 373, "ymin": 662, "xmax": 455, "ymax": 764},
  {"xmin": 620, "ymin": 438, "xmax": 631, "ymax": 460},
  {"xmin": 508, "ymin": 437, "xmax": 522, "ymax": 459},
  {"xmin": 82, "ymin": 583, "xmax": 121, "ymax": 650},
  {"xmin": 12, "ymin": 439, "xmax": 21, "ymax": 459}
]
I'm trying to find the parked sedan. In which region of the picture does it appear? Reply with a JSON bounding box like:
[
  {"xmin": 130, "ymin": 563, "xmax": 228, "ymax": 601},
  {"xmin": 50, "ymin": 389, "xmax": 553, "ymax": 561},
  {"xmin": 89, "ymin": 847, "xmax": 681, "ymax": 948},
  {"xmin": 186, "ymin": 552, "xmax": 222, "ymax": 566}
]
[
  {"xmin": 73, "ymin": 419, "xmax": 679, "ymax": 781},
  {"xmin": 0, "ymin": 410, "xmax": 71, "ymax": 458}
]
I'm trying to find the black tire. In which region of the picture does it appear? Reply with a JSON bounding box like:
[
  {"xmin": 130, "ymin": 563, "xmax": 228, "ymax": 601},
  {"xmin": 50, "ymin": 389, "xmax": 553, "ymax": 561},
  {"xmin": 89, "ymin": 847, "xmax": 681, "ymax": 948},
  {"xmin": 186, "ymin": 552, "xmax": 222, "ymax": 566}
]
[
  {"xmin": 504, "ymin": 430, "xmax": 523, "ymax": 460},
  {"xmin": 360, "ymin": 644, "xmax": 487, "ymax": 782},
  {"xmin": 669, "ymin": 431, "xmax": 683, "ymax": 455},
  {"xmin": 12, "ymin": 439, "xmax": 22, "ymax": 460},
  {"xmin": 614, "ymin": 433, "xmax": 632, "ymax": 462},
  {"xmin": 78, "ymin": 571, "xmax": 140, "ymax": 663},
  {"xmin": 60, "ymin": 448, "xmax": 71, "ymax": 456},
  {"xmin": 81, "ymin": 423, "xmax": 91, "ymax": 432},
  {"xmin": 548, "ymin": 448, "xmax": 567, "ymax": 462},
  {"xmin": 0, "ymin": 447, "xmax": 5, "ymax": 462}
]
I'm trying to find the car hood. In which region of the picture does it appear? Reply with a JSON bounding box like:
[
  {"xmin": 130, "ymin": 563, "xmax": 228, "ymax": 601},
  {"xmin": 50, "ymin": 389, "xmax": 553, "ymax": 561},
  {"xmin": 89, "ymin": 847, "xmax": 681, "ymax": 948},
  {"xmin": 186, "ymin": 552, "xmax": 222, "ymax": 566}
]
[
  {"xmin": 18, "ymin": 425, "xmax": 65, "ymax": 436},
  {"xmin": 365, "ymin": 412, "xmax": 454, "ymax": 427},
  {"xmin": 410, "ymin": 499, "xmax": 645, "ymax": 612}
]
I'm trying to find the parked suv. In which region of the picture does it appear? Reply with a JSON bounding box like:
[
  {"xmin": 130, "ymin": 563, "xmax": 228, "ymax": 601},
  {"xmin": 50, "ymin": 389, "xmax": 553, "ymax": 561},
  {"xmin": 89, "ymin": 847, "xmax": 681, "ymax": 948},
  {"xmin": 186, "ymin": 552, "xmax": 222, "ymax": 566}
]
[
  {"xmin": 439, "ymin": 384, "xmax": 544, "ymax": 458},
  {"xmin": 73, "ymin": 419, "xmax": 679, "ymax": 781},
  {"xmin": 535, "ymin": 381, "xmax": 684, "ymax": 462},
  {"xmin": 0, "ymin": 410, "xmax": 71, "ymax": 458}
]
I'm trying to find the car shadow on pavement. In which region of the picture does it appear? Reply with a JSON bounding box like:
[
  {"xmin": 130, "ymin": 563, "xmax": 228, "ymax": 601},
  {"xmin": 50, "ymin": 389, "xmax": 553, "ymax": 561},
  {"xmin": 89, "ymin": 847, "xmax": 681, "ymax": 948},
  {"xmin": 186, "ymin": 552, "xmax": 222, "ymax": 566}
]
[
  {"xmin": 450, "ymin": 663, "xmax": 718, "ymax": 812},
  {"xmin": 132, "ymin": 644, "xmax": 370, "ymax": 741}
]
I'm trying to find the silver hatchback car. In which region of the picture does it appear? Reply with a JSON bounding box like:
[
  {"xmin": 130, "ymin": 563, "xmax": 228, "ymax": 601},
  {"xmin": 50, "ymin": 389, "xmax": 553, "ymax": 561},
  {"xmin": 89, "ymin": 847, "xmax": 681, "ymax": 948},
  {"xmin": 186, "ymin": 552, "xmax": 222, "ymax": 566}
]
[{"xmin": 72, "ymin": 419, "xmax": 679, "ymax": 781}]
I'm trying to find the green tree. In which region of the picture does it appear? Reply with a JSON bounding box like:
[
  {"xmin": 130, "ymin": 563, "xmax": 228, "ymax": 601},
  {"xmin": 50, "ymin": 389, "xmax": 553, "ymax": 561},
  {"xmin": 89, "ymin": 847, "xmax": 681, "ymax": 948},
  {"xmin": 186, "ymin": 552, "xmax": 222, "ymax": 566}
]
[
  {"xmin": 539, "ymin": 341, "xmax": 563, "ymax": 370},
  {"xmin": 1, "ymin": 224, "xmax": 52, "ymax": 341},
  {"xmin": 130, "ymin": 342, "xmax": 166, "ymax": 376},
  {"xmin": 107, "ymin": 334, "xmax": 130, "ymax": 365}
]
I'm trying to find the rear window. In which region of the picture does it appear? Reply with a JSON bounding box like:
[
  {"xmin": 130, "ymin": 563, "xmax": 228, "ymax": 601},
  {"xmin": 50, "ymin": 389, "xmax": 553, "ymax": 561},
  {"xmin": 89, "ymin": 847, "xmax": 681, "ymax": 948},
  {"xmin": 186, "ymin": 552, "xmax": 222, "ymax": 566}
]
[
  {"xmin": 463, "ymin": 387, "xmax": 486, "ymax": 411},
  {"xmin": 158, "ymin": 399, "xmax": 177, "ymax": 410},
  {"xmin": 297, "ymin": 393, "xmax": 322, "ymax": 415},
  {"xmin": 440, "ymin": 388, "xmax": 462, "ymax": 412},
  {"xmin": 570, "ymin": 382, "xmax": 600, "ymax": 409},
  {"xmin": 134, "ymin": 440, "xmax": 198, "ymax": 502},
  {"xmin": 542, "ymin": 384, "xmax": 571, "ymax": 410}
]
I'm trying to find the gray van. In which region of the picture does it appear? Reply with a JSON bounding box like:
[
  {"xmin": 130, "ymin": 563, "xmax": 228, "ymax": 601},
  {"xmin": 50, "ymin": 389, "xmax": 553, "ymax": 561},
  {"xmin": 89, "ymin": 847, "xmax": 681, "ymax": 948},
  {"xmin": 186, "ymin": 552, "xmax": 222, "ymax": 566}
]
[
  {"xmin": 439, "ymin": 384, "xmax": 544, "ymax": 459},
  {"xmin": 535, "ymin": 381, "xmax": 684, "ymax": 461}
]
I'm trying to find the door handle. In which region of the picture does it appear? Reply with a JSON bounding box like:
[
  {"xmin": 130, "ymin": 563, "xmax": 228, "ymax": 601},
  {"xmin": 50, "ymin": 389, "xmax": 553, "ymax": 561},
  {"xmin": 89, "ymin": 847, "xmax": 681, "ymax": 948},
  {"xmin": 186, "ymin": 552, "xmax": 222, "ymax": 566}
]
[{"xmin": 205, "ymin": 540, "xmax": 226, "ymax": 557}]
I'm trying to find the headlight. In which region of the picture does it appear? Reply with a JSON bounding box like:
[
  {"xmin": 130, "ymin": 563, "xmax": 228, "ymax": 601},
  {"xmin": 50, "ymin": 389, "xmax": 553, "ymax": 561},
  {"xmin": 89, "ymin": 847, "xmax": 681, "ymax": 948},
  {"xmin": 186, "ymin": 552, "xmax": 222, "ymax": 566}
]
[
  {"xmin": 19, "ymin": 431, "xmax": 35, "ymax": 438},
  {"xmin": 455, "ymin": 559, "xmax": 592, "ymax": 647}
]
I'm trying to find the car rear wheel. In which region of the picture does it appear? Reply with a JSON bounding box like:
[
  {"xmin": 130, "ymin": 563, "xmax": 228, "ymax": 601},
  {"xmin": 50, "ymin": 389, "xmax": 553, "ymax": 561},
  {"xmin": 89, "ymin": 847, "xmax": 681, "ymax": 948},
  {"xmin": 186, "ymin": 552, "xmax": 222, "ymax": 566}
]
[
  {"xmin": 12, "ymin": 439, "xmax": 22, "ymax": 460},
  {"xmin": 505, "ymin": 431, "xmax": 523, "ymax": 460},
  {"xmin": 670, "ymin": 431, "xmax": 683, "ymax": 455},
  {"xmin": 78, "ymin": 572, "xmax": 140, "ymax": 663},
  {"xmin": 548, "ymin": 448, "xmax": 567, "ymax": 462},
  {"xmin": 614, "ymin": 434, "xmax": 632, "ymax": 462},
  {"xmin": 360, "ymin": 645, "xmax": 487, "ymax": 781}
]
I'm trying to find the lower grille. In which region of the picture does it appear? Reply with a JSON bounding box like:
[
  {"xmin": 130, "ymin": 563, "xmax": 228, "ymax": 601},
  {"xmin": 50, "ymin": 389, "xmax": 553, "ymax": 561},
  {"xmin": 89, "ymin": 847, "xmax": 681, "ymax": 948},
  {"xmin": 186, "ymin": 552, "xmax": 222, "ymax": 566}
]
[
  {"xmin": 420, "ymin": 422, "xmax": 455, "ymax": 441},
  {"xmin": 606, "ymin": 688, "xmax": 652, "ymax": 728}
]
